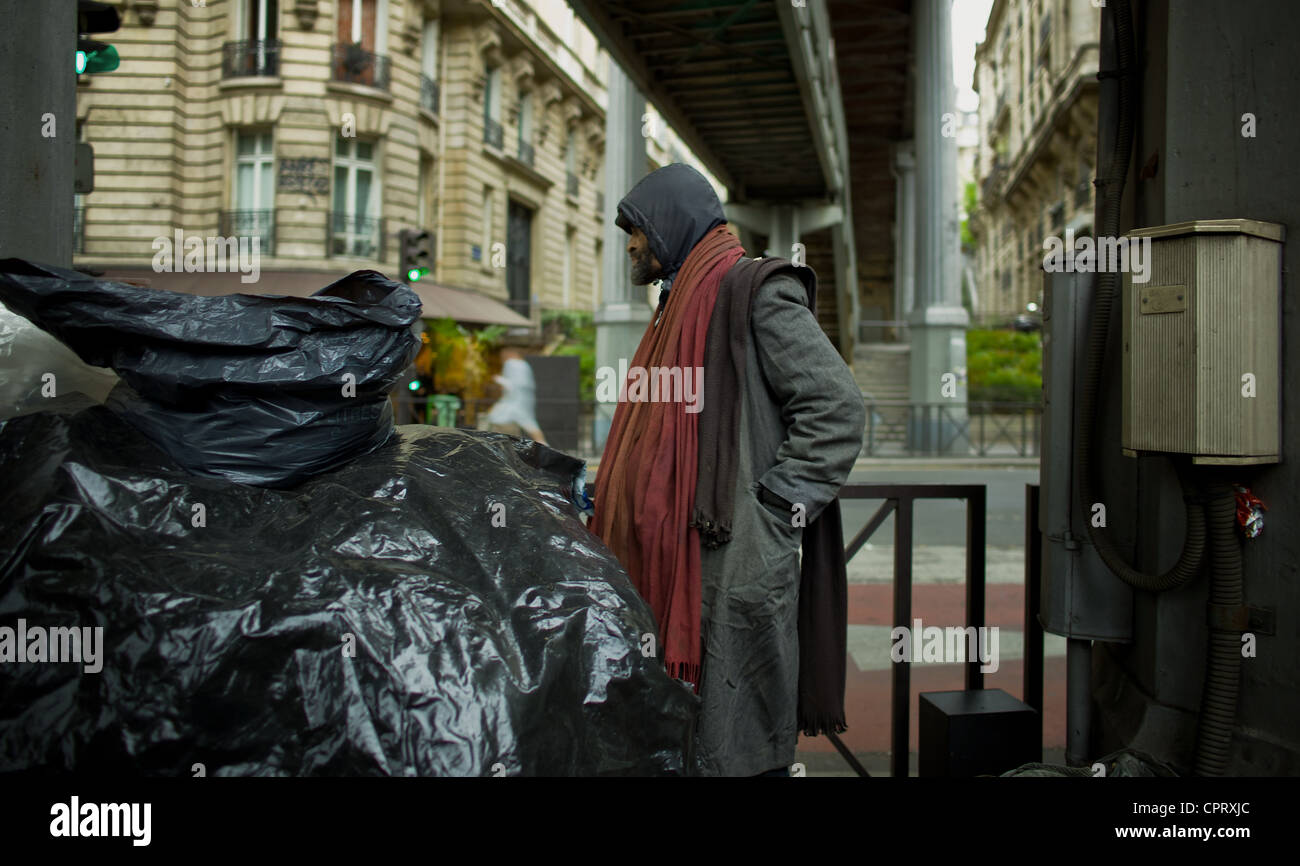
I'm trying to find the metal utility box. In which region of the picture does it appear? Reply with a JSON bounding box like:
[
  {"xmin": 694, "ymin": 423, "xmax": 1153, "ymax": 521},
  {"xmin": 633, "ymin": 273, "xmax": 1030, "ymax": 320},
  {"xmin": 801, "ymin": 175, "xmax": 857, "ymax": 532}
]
[{"xmin": 1122, "ymin": 219, "xmax": 1284, "ymax": 464}]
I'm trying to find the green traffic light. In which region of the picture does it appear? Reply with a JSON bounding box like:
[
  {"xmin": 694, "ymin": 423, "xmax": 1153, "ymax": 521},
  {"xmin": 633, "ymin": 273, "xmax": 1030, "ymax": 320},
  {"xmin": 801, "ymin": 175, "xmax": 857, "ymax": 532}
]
[
  {"xmin": 407, "ymin": 268, "xmax": 421, "ymax": 282},
  {"xmin": 408, "ymin": 380, "xmax": 421, "ymax": 391},
  {"xmin": 76, "ymin": 43, "xmax": 119, "ymax": 75}
]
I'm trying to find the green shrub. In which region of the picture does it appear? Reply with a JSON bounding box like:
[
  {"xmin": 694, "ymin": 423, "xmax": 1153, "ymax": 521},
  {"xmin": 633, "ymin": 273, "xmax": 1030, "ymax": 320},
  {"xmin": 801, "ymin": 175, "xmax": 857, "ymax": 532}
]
[{"xmin": 967, "ymin": 329, "xmax": 1042, "ymax": 404}]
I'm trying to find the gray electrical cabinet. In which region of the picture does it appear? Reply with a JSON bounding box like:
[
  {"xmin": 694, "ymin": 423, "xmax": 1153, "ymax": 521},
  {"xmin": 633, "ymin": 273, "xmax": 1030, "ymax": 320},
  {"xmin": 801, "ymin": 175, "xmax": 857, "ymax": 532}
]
[
  {"xmin": 1122, "ymin": 219, "xmax": 1285, "ymax": 464},
  {"xmin": 1040, "ymin": 269, "xmax": 1134, "ymax": 641}
]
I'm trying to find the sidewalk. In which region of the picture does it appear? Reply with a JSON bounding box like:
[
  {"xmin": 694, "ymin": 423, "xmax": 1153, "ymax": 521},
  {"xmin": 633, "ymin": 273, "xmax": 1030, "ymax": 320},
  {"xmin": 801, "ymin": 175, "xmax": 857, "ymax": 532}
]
[{"xmin": 579, "ymin": 454, "xmax": 1040, "ymax": 475}]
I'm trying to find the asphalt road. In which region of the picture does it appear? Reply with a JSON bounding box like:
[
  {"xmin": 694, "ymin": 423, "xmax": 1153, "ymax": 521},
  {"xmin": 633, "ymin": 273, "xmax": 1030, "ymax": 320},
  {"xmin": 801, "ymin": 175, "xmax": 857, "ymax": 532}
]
[{"xmin": 841, "ymin": 466, "xmax": 1040, "ymax": 547}]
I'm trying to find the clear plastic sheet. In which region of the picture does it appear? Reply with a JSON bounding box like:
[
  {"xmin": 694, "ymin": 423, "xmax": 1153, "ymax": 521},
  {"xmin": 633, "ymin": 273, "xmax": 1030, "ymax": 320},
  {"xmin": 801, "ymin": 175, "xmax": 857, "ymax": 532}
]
[
  {"xmin": 0, "ymin": 301, "xmax": 118, "ymax": 419},
  {"xmin": 0, "ymin": 397, "xmax": 698, "ymax": 775}
]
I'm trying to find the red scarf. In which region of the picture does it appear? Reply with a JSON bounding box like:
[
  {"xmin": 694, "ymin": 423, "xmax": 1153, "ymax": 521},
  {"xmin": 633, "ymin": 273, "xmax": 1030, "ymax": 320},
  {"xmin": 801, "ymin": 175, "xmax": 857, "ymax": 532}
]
[{"xmin": 590, "ymin": 226, "xmax": 745, "ymax": 687}]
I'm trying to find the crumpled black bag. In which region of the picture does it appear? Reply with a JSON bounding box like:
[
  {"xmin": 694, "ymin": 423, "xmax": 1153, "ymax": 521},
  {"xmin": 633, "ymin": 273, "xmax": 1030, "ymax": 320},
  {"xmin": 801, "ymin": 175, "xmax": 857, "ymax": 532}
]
[
  {"xmin": 0, "ymin": 259, "xmax": 420, "ymax": 488},
  {"xmin": 0, "ymin": 397, "xmax": 698, "ymax": 775}
]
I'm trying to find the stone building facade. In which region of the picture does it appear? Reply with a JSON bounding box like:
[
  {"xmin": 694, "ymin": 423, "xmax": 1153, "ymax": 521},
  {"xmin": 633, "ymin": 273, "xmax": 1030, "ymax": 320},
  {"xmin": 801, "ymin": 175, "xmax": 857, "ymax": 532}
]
[
  {"xmin": 71, "ymin": 0, "xmax": 668, "ymax": 322},
  {"xmin": 970, "ymin": 0, "xmax": 1101, "ymax": 321}
]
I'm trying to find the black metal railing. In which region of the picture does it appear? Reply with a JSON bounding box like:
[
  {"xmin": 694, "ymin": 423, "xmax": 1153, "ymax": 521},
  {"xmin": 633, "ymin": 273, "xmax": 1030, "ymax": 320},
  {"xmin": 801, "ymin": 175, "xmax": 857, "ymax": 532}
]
[
  {"xmin": 484, "ymin": 118, "xmax": 504, "ymax": 148},
  {"xmin": 327, "ymin": 212, "xmax": 385, "ymax": 261},
  {"xmin": 331, "ymin": 44, "xmax": 390, "ymax": 91},
  {"xmin": 516, "ymin": 140, "xmax": 534, "ymax": 167},
  {"xmin": 219, "ymin": 209, "xmax": 276, "ymax": 256},
  {"xmin": 566, "ymin": 171, "xmax": 579, "ymax": 197},
  {"xmin": 73, "ymin": 205, "xmax": 84, "ymax": 254},
  {"xmin": 596, "ymin": 190, "xmax": 605, "ymax": 214},
  {"xmin": 861, "ymin": 400, "xmax": 1042, "ymax": 458},
  {"xmin": 222, "ymin": 39, "xmax": 281, "ymax": 78},
  {"xmin": 420, "ymin": 75, "xmax": 439, "ymax": 114},
  {"xmin": 1023, "ymin": 484, "xmax": 1044, "ymax": 718},
  {"xmin": 831, "ymin": 483, "xmax": 989, "ymax": 777}
]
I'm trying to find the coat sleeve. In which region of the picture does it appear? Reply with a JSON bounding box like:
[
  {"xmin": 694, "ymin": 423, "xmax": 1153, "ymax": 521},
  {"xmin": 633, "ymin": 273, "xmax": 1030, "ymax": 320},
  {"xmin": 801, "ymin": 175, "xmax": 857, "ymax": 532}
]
[{"xmin": 751, "ymin": 273, "xmax": 866, "ymax": 523}]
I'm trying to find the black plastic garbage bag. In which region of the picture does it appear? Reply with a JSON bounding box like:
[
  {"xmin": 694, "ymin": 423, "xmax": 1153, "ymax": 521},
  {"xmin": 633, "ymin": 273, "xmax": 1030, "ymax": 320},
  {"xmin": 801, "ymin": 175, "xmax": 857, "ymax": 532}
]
[
  {"xmin": 0, "ymin": 259, "xmax": 420, "ymax": 488},
  {"xmin": 0, "ymin": 397, "xmax": 698, "ymax": 775}
]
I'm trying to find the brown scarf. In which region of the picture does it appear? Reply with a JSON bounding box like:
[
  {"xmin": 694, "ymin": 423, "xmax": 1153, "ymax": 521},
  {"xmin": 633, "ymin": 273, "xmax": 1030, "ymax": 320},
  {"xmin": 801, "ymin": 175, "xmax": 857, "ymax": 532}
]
[{"xmin": 590, "ymin": 226, "xmax": 745, "ymax": 687}]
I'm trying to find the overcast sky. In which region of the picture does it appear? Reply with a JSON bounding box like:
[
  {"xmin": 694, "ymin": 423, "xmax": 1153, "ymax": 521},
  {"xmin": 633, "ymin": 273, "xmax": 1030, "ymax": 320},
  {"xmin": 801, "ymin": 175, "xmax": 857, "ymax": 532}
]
[{"xmin": 953, "ymin": 0, "xmax": 995, "ymax": 112}]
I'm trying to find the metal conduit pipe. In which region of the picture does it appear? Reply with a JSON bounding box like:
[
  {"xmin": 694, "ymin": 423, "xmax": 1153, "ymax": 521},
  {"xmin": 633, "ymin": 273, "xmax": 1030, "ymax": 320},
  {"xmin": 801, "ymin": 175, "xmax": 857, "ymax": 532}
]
[
  {"xmin": 1075, "ymin": 0, "xmax": 1206, "ymax": 594},
  {"xmin": 1076, "ymin": 1, "xmax": 1243, "ymax": 776},
  {"xmin": 1194, "ymin": 483, "xmax": 1246, "ymax": 776}
]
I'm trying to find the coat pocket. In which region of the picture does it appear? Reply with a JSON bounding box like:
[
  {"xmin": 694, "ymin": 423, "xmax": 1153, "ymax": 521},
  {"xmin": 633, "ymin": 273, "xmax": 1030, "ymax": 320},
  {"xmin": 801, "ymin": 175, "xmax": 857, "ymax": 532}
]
[{"xmin": 748, "ymin": 482, "xmax": 803, "ymax": 566}]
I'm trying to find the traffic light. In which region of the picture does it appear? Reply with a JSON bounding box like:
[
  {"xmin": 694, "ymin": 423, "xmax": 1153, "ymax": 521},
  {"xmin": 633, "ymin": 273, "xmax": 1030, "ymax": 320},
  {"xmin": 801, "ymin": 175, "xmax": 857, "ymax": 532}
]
[
  {"xmin": 398, "ymin": 229, "xmax": 433, "ymax": 283},
  {"xmin": 77, "ymin": 1, "xmax": 120, "ymax": 75}
]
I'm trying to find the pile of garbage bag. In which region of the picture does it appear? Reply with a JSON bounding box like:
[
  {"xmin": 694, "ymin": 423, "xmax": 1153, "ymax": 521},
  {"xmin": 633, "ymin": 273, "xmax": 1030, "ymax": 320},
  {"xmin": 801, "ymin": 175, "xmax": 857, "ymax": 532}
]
[
  {"xmin": 0, "ymin": 260, "xmax": 421, "ymax": 487},
  {"xmin": 0, "ymin": 260, "xmax": 697, "ymax": 775}
]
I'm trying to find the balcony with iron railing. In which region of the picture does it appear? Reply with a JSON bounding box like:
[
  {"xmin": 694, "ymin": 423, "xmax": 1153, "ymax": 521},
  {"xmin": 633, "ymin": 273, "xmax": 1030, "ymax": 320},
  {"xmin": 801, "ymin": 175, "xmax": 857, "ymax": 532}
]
[
  {"xmin": 516, "ymin": 140, "xmax": 534, "ymax": 167},
  {"xmin": 222, "ymin": 39, "xmax": 281, "ymax": 78},
  {"xmin": 327, "ymin": 212, "xmax": 386, "ymax": 261},
  {"xmin": 484, "ymin": 118, "xmax": 504, "ymax": 149},
  {"xmin": 219, "ymin": 209, "xmax": 276, "ymax": 256},
  {"xmin": 420, "ymin": 75, "xmax": 439, "ymax": 115},
  {"xmin": 331, "ymin": 44, "xmax": 390, "ymax": 91},
  {"xmin": 73, "ymin": 205, "xmax": 84, "ymax": 254},
  {"xmin": 566, "ymin": 172, "xmax": 579, "ymax": 198}
]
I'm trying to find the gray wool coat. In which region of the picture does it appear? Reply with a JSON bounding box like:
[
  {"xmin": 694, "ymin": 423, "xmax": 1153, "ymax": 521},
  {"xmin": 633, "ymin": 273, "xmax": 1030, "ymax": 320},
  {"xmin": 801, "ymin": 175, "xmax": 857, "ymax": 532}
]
[{"xmin": 693, "ymin": 268, "xmax": 866, "ymax": 777}]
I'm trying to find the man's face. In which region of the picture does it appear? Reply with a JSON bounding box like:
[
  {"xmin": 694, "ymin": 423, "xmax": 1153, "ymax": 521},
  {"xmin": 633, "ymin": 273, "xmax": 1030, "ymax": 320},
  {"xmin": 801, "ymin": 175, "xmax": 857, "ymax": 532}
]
[{"xmin": 626, "ymin": 227, "xmax": 663, "ymax": 286}]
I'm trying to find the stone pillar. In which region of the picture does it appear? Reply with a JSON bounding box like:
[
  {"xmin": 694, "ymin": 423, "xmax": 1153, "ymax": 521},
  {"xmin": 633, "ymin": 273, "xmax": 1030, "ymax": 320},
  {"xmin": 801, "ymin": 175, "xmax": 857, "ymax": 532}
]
[
  {"xmin": 0, "ymin": 0, "xmax": 75, "ymax": 267},
  {"xmin": 908, "ymin": 0, "xmax": 970, "ymax": 453},
  {"xmin": 593, "ymin": 63, "xmax": 649, "ymax": 452},
  {"xmin": 893, "ymin": 142, "xmax": 917, "ymax": 324}
]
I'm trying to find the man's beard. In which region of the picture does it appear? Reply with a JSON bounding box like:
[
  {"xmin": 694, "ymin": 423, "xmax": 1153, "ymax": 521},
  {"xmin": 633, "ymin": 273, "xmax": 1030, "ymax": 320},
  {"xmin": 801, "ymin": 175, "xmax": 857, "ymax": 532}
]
[{"xmin": 630, "ymin": 253, "xmax": 659, "ymax": 286}]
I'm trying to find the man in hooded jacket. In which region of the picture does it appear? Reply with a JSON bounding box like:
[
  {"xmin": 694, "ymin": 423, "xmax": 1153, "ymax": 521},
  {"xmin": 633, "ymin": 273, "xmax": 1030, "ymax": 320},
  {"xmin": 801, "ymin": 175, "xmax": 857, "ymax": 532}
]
[{"xmin": 590, "ymin": 163, "xmax": 866, "ymax": 776}]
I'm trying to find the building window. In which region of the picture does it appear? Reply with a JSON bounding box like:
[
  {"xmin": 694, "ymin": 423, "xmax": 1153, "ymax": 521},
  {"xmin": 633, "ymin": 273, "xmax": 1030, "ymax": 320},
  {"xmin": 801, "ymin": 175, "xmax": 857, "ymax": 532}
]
[
  {"xmin": 483, "ymin": 65, "xmax": 503, "ymax": 148},
  {"xmin": 418, "ymin": 154, "xmax": 434, "ymax": 229},
  {"xmin": 420, "ymin": 18, "xmax": 439, "ymax": 114},
  {"xmin": 340, "ymin": 0, "xmax": 375, "ymax": 46},
  {"xmin": 242, "ymin": 0, "xmax": 278, "ymax": 42},
  {"xmin": 331, "ymin": 136, "xmax": 380, "ymax": 258},
  {"xmin": 224, "ymin": 0, "xmax": 280, "ymax": 77},
  {"xmin": 516, "ymin": 91, "xmax": 534, "ymax": 165},
  {"xmin": 333, "ymin": 0, "xmax": 389, "ymax": 90},
  {"xmin": 226, "ymin": 130, "xmax": 276, "ymax": 254},
  {"xmin": 565, "ymin": 128, "xmax": 578, "ymax": 197}
]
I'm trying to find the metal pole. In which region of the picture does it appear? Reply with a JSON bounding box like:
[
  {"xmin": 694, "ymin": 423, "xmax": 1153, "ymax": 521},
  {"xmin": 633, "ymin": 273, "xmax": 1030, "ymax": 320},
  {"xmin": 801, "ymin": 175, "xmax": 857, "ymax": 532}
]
[
  {"xmin": 891, "ymin": 497, "xmax": 913, "ymax": 778},
  {"xmin": 965, "ymin": 486, "xmax": 986, "ymax": 691},
  {"xmin": 1066, "ymin": 638, "xmax": 1093, "ymax": 766},
  {"xmin": 0, "ymin": 0, "xmax": 75, "ymax": 266}
]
